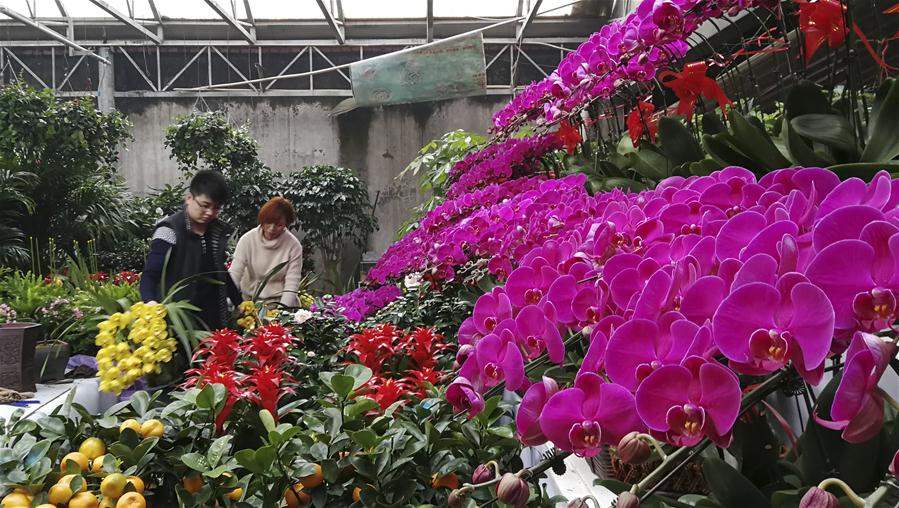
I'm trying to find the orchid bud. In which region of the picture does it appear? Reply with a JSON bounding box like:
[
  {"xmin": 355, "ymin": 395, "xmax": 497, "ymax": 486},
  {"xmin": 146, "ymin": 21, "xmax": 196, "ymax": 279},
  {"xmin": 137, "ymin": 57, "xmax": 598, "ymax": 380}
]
[
  {"xmin": 472, "ymin": 463, "xmax": 494, "ymax": 484},
  {"xmin": 616, "ymin": 492, "xmax": 640, "ymax": 508},
  {"xmin": 567, "ymin": 497, "xmax": 590, "ymax": 508},
  {"xmin": 799, "ymin": 487, "xmax": 839, "ymax": 508},
  {"xmin": 617, "ymin": 431, "xmax": 652, "ymax": 465},
  {"xmin": 447, "ymin": 489, "xmax": 467, "ymax": 508},
  {"xmin": 496, "ymin": 473, "xmax": 529, "ymax": 507}
]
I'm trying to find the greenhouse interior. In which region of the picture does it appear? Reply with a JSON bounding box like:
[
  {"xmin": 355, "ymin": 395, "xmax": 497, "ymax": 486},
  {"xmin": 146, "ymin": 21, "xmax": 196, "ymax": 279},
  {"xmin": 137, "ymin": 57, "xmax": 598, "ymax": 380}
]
[{"xmin": 1, "ymin": 0, "xmax": 899, "ymax": 506}]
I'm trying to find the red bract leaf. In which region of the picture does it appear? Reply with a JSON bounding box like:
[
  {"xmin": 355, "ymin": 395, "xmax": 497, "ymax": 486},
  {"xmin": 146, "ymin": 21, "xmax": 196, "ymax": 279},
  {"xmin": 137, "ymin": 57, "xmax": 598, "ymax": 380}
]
[{"xmin": 245, "ymin": 364, "xmax": 293, "ymax": 419}]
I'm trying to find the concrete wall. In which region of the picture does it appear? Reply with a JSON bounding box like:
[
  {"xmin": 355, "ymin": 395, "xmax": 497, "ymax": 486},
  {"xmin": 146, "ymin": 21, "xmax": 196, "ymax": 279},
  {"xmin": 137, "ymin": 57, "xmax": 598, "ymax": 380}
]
[{"xmin": 114, "ymin": 96, "xmax": 508, "ymax": 276}]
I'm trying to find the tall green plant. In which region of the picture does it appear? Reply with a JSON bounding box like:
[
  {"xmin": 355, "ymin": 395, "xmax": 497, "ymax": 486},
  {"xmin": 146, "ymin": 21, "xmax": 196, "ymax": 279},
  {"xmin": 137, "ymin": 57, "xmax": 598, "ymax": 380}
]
[
  {"xmin": 281, "ymin": 165, "xmax": 377, "ymax": 293},
  {"xmin": 164, "ymin": 111, "xmax": 279, "ymax": 233},
  {"xmin": 0, "ymin": 82, "xmax": 134, "ymax": 268},
  {"xmin": 395, "ymin": 130, "xmax": 486, "ymax": 239},
  {"xmin": 0, "ymin": 164, "xmax": 36, "ymax": 267}
]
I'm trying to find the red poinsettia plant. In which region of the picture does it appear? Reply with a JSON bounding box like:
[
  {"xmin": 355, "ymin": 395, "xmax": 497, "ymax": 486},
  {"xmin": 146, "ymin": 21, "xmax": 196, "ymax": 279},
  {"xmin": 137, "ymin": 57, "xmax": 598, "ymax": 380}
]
[
  {"xmin": 343, "ymin": 324, "xmax": 452, "ymax": 410},
  {"xmin": 183, "ymin": 323, "xmax": 298, "ymax": 433}
]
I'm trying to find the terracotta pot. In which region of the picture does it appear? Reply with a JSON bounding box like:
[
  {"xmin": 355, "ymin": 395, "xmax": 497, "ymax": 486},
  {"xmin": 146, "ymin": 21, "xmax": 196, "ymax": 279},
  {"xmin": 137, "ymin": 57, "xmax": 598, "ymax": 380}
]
[
  {"xmin": 34, "ymin": 340, "xmax": 71, "ymax": 383},
  {"xmin": 0, "ymin": 322, "xmax": 41, "ymax": 392}
]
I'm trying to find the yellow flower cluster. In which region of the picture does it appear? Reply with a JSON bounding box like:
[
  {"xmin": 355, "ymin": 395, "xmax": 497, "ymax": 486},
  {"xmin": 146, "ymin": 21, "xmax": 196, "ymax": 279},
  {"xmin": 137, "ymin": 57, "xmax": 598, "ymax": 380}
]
[
  {"xmin": 298, "ymin": 291, "xmax": 315, "ymax": 309},
  {"xmin": 236, "ymin": 300, "xmax": 261, "ymax": 330},
  {"xmin": 95, "ymin": 302, "xmax": 178, "ymax": 394}
]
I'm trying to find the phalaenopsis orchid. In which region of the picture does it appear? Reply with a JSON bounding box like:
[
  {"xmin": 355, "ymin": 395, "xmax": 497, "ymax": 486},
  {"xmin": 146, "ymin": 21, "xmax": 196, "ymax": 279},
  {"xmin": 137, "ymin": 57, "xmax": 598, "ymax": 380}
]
[{"xmin": 437, "ymin": 166, "xmax": 899, "ymax": 457}]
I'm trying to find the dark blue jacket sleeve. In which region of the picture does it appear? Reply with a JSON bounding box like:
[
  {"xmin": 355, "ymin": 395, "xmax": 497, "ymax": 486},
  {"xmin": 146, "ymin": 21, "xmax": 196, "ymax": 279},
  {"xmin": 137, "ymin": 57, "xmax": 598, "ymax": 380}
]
[{"xmin": 139, "ymin": 239, "xmax": 173, "ymax": 302}]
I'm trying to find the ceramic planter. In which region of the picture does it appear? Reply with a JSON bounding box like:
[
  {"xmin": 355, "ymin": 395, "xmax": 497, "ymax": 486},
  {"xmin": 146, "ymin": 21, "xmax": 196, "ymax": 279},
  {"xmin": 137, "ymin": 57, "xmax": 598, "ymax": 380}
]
[
  {"xmin": 0, "ymin": 322, "xmax": 41, "ymax": 392},
  {"xmin": 34, "ymin": 340, "xmax": 71, "ymax": 383}
]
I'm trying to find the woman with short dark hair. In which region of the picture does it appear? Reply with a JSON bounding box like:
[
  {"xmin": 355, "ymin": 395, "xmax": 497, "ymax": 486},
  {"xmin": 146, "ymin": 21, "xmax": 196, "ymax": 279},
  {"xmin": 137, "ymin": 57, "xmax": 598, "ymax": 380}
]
[{"xmin": 228, "ymin": 197, "xmax": 304, "ymax": 308}]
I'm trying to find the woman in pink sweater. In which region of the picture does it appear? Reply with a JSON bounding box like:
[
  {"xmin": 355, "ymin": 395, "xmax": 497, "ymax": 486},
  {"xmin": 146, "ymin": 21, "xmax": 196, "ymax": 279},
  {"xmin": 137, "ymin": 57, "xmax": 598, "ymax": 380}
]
[{"xmin": 229, "ymin": 197, "xmax": 304, "ymax": 308}]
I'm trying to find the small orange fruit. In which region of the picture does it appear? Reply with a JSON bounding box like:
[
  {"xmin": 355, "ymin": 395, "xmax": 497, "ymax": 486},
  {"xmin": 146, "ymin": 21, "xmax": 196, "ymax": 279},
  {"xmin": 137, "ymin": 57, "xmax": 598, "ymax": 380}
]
[
  {"xmin": 1, "ymin": 492, "xmax": 31, "ymax": 507},
  {"xmin": 101, "ymin": 473, "xmax": 129, "ymax": 498},
  {"xmin": 126, "ymin": 476, "xmax": 145, "ymax": 494},
  {"xmin": 99, "ymin": 498, "xmax": 117, "ymax": 508},
  {"xmin": 352, "ymin": 486, "xmax": 362, "ymax": 503},
  {"xmin": 48, "ymin": 484, "xmax": 74, "ymax": 504},
  {"xmin": 298, "ymin": 464, "xmax": 325, "ymax": 489},
  {"xmin": 69, "ymin": 491, "xmax": 100, "ymax": 508},
  {"xmin": 79, "ymin": 437, "xmax": 107, "ymax": 460},
  {"xmin": 284, "ymin": 484, "xmax": 310, "ymax": 507},
  {"xmin": 115, "ymin": 492, "xmax": 146, "ymax": 508},
  {"xmin": 182, "ymin": 474, "xmax": 204, "ymax": 494},
  {"xmin": 139, "ymin": 419, "xmax": 164, "ymax": 438},
  {"xmin": 431, "ymin": 472, "xmax": 460, "ymax": 489},
  {"xmin": 36, "ymin": 505, "xmax": 57, "ymax": 508},
  {"xmin": 119, "ymin": 419, "xmax": 141, "ymax": 434},
  {"xmin": 226, "ymin": 487, "xmax": 243, "ymax": 501},
  {"xmin": 91, "ymin": 454, "xmax": 111, "ymax": 474},
  {"xmin": 59, "ymin": 474, "xmax": 88, "ymax": 493},
  {"xmin": 61, "ymin": 451, "xmax": 90, "ymax": 473}
]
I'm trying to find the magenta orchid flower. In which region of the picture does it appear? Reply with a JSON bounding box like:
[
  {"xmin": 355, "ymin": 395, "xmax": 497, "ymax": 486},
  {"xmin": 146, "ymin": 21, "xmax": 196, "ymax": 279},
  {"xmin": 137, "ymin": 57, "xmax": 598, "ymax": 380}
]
[
  {"xmin": 513, "ymin": 304, "xmax": 565, "ymax": 363},
  {"xmin": 635, "ymin": 359, "xmax": 741, "ymax": 447},
  {"xmin": 606, "ymin": 317, "xmax": 706, "ymax": 390},
  {"xmin": 539, "ymin": 373, "xmax": 644, "ymax": 457},
  {"xmin": 712, "ymin": 274, "xmax": 834, "ymax": 384},
  {"xmin": 472, "ymin": 288, "xmax": 513, "ymax": 337},
  {"xmin": 516, "ymin": 376, "xmax": 560, "ymax": 446},
  {"xmin": 446, "ymin": 377, "xmax": 485, "ymax": 417},
  {"xmin": 505, "ymin": 263, "xmax": 560, "ymax": 308},
  {"xmin": 806, "ymin": 221, "xmax": 899, "ymax": 335},
  {"xmin": 816, "ymin": 332, "xmax": 897, "ymax": 443},
  {"xmin": 459, "ymin": 331, "xmax": 526, "ymax": 391}
]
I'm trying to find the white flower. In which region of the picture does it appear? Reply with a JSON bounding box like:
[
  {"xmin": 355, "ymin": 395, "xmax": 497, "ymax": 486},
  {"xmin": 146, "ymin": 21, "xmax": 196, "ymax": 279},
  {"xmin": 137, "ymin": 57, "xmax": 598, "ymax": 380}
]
[
  {"xmin": 293, "ymin": 309, "xmax": 313, "ymax": 324},
  {"xmin": 306, "ymin": 351, "xmax": 316, "ymax": 358}
]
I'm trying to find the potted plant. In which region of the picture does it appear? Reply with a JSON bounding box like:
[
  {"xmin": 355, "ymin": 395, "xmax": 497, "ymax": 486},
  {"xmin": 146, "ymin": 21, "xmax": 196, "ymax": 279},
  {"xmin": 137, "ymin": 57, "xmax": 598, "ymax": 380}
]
[
  {"xmin": 32, "ymin": 298, "xmax": 76, "ymax": 383},
  {"xmin": 0, "ymin": 303, "xmax": 38, "ymax": 392}
]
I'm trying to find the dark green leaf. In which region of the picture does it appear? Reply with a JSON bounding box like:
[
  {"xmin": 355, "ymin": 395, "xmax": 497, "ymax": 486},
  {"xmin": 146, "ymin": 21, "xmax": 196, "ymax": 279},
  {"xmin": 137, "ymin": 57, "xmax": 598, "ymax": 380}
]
[
  {"xmin": 330, "ymin": 375, "xmax": 355, "ymax": 399},
  {"xmin": 351, "ymin": 429, "xmax": 380, "ymax": 449},
  {"xmin": 658, "ymin": 117, "xmax": 704, "ymax": 165},
  {"xmin": 702, "ymin": 457, "xmax": 771, "ymax": 508},
  {"xmin": 703, "ymin": 134, "xmax": 763, "ymax": 172},
  {"xmin": 790, "ymin": 114, "xmax": 857, "ymax": 153},
  {"xmin": 862, "ymin": 79, "xmax": 899, "ymax": 162},
  {"xmin": 181, "ymin": 452, "xmax": 210, "ymax": 472},
  {"xmin": 785, "ymin": 80, "xmax": 831, "ymax": 120},
  {"xmin": 827, "ymin": 162, "xmax": 899, "ymax": 181},
  {"xmin": 729, "ymin": 112, "xmax": 792, "ymax": 171}
]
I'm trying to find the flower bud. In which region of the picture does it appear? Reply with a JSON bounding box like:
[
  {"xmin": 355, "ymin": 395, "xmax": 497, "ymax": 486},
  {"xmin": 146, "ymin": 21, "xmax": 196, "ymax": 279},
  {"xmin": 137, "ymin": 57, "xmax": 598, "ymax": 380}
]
[
  {"xmin": 617, "ymin": 431, "xmax": 652, "ymax": 465},
  {"xmin": 890, "ymin": 449, "xmax": 899, "ymax": 478},
  {"xmin": 496, "ymin": 473, "xmax": 529, "ymax": 508},
  {"xmin": 471, "ymin": 463, "xmax": 494, "ymax": 484},
  {"xmin": 799, "ymin": 487, "xmax": 839, "ymax": 508},
  {"xmin": 447, "ymin": 489, "xmax": 466, "ymax": 508},
  {"xmin": 567, "ymin": 497, "xmax": 589, "ymax": 508},
  {"xmin": 616, "ymin": 491, "xmax": 640, "ymax": 508}
]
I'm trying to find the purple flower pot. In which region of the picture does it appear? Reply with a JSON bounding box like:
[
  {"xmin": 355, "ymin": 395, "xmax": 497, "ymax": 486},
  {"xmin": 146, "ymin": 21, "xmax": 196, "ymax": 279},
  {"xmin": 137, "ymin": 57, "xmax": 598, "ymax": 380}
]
[{"xmin": 0, "ymin": 322, "xmax": 41, "ymax": 392}]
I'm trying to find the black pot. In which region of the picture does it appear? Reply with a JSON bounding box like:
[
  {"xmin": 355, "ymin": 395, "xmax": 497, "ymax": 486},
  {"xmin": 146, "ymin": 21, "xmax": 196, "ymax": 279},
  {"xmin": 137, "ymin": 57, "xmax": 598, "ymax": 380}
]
[
  {"xmin": 34, "ymin": 340, "xmax": 71, "ymax": 383},
  {"xmin": 0, "ymin": 322, "xmax": 41, "ymax": 392}
]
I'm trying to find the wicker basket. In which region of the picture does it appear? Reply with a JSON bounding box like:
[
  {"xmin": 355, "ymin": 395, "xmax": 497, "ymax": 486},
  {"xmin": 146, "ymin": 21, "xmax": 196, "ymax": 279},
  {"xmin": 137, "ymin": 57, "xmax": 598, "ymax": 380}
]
[
  {"xmin": 588, "ymin": 445, "xmax": 709, "ymax": 496},
  {"xmin": 0, "ymin": 322, "xmax": 41, "ymax": 393}
]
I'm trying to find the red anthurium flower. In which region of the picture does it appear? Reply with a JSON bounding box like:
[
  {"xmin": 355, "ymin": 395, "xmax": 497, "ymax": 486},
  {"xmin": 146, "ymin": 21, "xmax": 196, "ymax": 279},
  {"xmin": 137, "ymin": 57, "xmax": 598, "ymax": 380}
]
[
  {"xmin": 627, "ymin": 101, "xmax": 659, "ymax": 147},
  {"xmin": 798, "ymin": 0, "xmax": 847, "ymax": 63},
  {"xmin": 660, "ymin": 62, "xmax": 732, "ymax": 120},
  {"xmin": 556, "ymin": 120, "xmax": 583, "ymax": 155}
]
